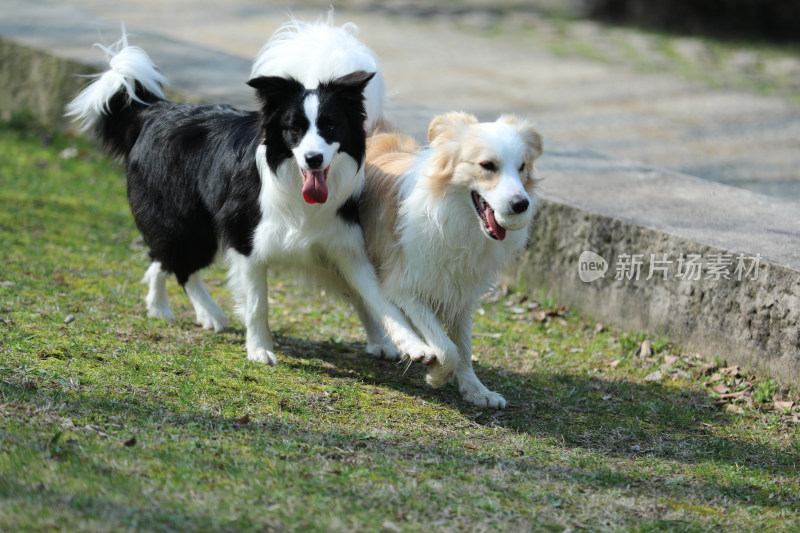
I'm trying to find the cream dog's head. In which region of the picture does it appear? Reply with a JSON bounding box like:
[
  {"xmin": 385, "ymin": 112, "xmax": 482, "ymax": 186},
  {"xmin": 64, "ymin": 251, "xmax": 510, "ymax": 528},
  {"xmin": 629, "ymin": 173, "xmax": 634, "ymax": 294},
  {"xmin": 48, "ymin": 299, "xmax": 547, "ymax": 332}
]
[{"xmin": 426, "ymin": 112, "xmax": 542, "ymax": 241}]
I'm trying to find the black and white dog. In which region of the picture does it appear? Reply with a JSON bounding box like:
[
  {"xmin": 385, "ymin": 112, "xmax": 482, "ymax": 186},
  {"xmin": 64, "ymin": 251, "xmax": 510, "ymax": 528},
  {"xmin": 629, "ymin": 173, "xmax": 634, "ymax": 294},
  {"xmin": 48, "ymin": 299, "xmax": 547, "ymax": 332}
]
[{"xmin": 66, "ymin": 19, "xmax": 437, "ymax": 366}]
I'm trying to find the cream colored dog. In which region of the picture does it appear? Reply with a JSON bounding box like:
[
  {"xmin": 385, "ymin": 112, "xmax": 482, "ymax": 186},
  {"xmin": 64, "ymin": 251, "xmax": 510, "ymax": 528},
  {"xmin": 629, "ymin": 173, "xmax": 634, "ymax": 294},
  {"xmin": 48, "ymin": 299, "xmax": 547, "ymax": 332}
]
[{"xmin": 359, "ymin": 112, "xmax": 542, "ymax": 407}]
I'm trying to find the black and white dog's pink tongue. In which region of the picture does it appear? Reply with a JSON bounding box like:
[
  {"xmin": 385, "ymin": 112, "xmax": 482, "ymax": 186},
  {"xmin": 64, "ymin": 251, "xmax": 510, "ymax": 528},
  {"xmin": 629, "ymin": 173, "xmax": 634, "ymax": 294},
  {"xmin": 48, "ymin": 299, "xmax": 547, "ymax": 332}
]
[
  {"xmin": 302, "ymin": 169, "xmax": 328, "ymax": 204},
  {"xmin": 484, "ymin": 204, "xmax": 506, "ymax": 241}
]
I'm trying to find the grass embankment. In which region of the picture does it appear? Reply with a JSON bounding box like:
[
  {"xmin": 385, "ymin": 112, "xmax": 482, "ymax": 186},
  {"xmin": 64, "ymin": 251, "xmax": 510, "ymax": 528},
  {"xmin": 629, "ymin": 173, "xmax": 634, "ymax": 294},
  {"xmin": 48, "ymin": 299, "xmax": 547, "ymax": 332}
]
[{"xmin": 1, "ymin": 119, "xmax": 798, "ymax": 531}]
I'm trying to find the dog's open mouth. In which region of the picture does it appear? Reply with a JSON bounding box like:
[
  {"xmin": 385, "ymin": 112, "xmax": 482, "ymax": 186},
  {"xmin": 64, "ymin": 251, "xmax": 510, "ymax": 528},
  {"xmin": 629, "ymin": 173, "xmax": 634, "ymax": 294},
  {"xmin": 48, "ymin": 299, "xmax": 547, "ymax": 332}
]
[
  {"xmin": 301, "ymin": 166, "xmax": 330, "ymax": 204},
  {"xmin": 471, "ymin": 191, "xmax": 506, "ymax": 241}
]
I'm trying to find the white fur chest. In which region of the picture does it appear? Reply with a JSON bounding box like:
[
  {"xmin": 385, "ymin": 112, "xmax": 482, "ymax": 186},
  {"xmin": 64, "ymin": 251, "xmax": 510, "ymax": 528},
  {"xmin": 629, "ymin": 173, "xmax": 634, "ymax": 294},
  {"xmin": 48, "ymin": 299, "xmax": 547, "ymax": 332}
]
[
  {"xmin": 396, "ymin": 186, "xmax": 528, "ymax": 316},
  {"xmin": 250, "ymin": 145, "xmax": 362, "ymax": 267}
]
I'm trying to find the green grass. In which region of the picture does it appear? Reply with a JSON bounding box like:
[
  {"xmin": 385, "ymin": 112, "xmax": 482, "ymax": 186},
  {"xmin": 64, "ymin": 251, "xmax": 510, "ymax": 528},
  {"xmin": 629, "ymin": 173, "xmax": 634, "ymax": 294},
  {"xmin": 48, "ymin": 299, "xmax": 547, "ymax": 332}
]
[{"xmin": 1, "ymin": 119, "xmax": 799, "ymax": 532}]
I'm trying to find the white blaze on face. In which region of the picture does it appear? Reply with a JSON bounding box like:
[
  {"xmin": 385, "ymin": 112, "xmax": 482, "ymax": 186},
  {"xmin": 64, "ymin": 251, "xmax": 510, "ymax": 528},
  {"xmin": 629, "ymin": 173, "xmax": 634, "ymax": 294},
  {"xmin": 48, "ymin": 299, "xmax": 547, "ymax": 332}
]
[
  {"xmin": 292, "ymin": 93, "xmax": 340, "ymax": 204},
  {"xmin": 475, "ymin": 123, "xmax": 532, "ymax": 232}
]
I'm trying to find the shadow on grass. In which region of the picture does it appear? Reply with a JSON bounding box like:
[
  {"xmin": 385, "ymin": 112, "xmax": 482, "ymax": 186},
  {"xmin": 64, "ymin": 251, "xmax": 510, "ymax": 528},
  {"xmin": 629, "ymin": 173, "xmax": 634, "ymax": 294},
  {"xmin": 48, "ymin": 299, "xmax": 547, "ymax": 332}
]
[
  {"xmin": 2, "ymin": 347, "xmax": 798, "ymax": 527},
  {"xmin": 276, "ymin": 334, "xmax": 800, "ymax": 476}
]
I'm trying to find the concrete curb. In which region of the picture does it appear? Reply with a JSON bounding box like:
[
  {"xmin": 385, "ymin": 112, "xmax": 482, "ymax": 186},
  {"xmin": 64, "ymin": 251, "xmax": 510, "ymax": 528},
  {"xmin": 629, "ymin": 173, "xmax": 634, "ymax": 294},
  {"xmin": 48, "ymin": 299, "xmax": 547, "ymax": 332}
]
[
  {"xmin": 504, "ymin": 145, "xmax": 800, "ymax": 384},
  {"xmin": 0, "ymin": 37, "xmax": 93, "ymax": 125},
  {"xmin": 3, "ymin": 35, "xmax": 798, "ymax": 385},
  {"xmin": 507, "ymin": 201, "xmax": 799, "ymax": 384}
]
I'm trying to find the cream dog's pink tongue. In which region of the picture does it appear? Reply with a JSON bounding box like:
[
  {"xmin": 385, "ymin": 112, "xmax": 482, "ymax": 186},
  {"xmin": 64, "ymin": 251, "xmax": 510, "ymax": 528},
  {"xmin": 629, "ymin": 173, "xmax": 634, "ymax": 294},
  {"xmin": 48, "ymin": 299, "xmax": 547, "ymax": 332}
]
[
  {"xmin": 484, "ymin": 203, "xmax": 506, "ymax": 241},
  {"xmin": 302, "ymin": 169, "xmax": 328, "ymax": 204}
]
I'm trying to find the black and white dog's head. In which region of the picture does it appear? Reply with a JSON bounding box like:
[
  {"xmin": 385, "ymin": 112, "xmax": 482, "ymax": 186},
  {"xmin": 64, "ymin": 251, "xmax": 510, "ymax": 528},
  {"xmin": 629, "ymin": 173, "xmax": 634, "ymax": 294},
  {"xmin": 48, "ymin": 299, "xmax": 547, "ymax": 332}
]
[{"xmin": 247, "ymin": 70, "xmax": 375, "ymax": 205}]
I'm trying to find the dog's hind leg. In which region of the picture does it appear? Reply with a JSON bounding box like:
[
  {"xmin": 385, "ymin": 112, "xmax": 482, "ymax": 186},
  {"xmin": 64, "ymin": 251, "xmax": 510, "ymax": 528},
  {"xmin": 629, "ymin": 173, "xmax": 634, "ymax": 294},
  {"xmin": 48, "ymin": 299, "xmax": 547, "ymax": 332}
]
[
  {"xmin": 142, "ymin": 261, "xmax": 175, "ymax": 322},
  {"xmin": 447, "ymin": 312, "xmax": 506, "ymax": 409},
  {"xmin": 184, "ymin": 272, "xmax": 228, "ymax": 332}
]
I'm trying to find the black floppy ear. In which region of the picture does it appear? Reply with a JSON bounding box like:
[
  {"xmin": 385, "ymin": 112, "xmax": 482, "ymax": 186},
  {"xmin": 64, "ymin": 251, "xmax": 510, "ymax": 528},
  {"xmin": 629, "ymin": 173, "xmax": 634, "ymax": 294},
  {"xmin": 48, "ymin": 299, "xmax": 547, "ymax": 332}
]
[
  {"xmin": 320, "ymin": 70, "xmax": 375, "ymax": 101},
  {"xmin": 246, "ymin": 75, "xmax": 305, "ymax": 108}
]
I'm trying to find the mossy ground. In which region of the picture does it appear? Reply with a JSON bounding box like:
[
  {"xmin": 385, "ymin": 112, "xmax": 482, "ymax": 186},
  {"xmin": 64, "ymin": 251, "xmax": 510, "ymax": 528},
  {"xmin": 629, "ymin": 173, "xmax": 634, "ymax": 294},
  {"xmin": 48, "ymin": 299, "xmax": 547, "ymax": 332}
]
[{"xmin": 1, "ymin": 119, "xmax": 798, "ymax": 531}]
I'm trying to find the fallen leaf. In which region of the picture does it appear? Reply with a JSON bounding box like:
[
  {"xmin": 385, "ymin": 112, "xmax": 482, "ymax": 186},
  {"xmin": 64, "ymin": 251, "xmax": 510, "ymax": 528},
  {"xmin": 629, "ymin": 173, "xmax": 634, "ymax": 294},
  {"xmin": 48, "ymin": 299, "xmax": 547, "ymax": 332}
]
[
  {"xmin": 644, "ymin": 370, "xmax": 662, "ymax": 382},
  {"xmin": 663, "ymin": 355, "xmax": 679, "ymax": 366},
  {"xmin": 382, "ymin": 520, "xmax": 402, "ymax": 533},
  {"xmin": 709, "ymin": 372, "xmax": 723, "ymax": 382},
  {"xmin": 774, "ymin": 400, "xmax": 794, "ymax": 411},
  {"xmin": 726, "ymin": 404, "xmax": 742, "ymax": 413},
  {"xmin": 64, "ymin": 314, "xmax": 76, "ymax": 325},
  {"xmin": 607, "ymin": 359, "xmax": 621, "ymax": 368},
  {"xmin": 546, "ymin": 305, "xmax": 568, "ymax": 317},
  {"xmin": 699, "ymin": 363, "xmax": 716, "ymax": 375},
  {"xmin": 594, "ymin": 323, "xmax": 605, "ymax": 334},
  {"xmin": 637, "ymin": 340, "xmax": 652, "ymax": 358},
  {"xmin": 719, "ymin": 390, "xmax": 747, "ymax": 400},
  {"xmin": 711, "ymin": 384, "xmax": 729, "ymax": 394},
  {"xmin": 235, "ymin": 414, "xmax": 250, "ymax": 425},
  {"xmin": 59, "ymin": 147, "xmax": 79, "ymax": 159},
  {"xmin": 123, "ymin": 436, "xmax": 137, "ymax": 447},
  {"xmin": 721, "ymin": 366, "xmax": 740, "ymax": 377}
]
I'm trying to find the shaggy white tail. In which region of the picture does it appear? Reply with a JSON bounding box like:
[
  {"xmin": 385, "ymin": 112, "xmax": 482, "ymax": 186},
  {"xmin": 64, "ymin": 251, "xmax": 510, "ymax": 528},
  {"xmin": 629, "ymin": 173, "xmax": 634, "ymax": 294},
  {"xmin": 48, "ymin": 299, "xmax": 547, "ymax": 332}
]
[
  {"xmin": 65, "ymin": 30, "xmax": 167, "ymax": 132},
  {"xmin": 251, "ymin": 12, "xmax": 386, "ymax": 131}
]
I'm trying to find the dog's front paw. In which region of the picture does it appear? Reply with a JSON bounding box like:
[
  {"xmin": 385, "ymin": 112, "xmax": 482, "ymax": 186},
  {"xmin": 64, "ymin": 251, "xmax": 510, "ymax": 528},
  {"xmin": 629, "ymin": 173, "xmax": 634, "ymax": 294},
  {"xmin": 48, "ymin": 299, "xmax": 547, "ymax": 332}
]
[
  {"xmin": 366, "ymin": 341, "xmax": 400, "ymax": 361},
  {"xmin": 196, "ymin": 308, "xmax": 228, "ymax": 332},
  {"xmin": 147, "ymin": 304, "xmax": 176, "ymax": 323},
  {"xmin": 248, "ymin": 347, "xmax": 278, "ymax": 366},
  {"xmin": 401, "ymin": 340, "xmax": 438, "ymax": 366},
  {"xmin": 459, "ymin": 380, "xmax": 506, "ymax": 409}
]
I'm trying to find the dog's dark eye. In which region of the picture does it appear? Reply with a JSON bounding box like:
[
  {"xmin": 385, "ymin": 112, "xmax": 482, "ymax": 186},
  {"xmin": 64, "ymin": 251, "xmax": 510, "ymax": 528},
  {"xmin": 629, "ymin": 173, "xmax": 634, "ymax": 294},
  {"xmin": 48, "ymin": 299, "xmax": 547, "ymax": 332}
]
[
  {"xmin": 519, "ymin": 163, "xmax": 526, "ymax": 173},
  {"xmin": 479, "ymin": 161, "xmax": 497, "ymax": 172},
  {"xmin": 318, "ymin": 121, "xmax": 335, "ymax": 134}
]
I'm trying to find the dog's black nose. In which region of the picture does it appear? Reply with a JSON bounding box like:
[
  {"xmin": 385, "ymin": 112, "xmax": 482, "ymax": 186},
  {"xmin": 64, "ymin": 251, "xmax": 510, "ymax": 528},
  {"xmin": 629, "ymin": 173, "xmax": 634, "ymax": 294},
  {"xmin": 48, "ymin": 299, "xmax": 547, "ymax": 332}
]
[
  {"xmin": 305, "ymin": 152, "xmax": 324, "ymax": 170},
  {"xmin": 510, "ymin": 195, "xmax": 530, "ymax": 214}
]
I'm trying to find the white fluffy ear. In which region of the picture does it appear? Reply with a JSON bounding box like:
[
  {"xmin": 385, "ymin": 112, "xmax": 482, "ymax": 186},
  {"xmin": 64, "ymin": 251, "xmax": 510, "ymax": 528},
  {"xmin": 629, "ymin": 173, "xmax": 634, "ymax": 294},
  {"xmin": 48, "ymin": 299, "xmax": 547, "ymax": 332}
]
[
  {"xmin": 499, "ymin": 115, "xmax": 543, "ymax": 161},
  {"xmin": 427, "ymin": 112, "xmax": 478, "ymax": 144}
]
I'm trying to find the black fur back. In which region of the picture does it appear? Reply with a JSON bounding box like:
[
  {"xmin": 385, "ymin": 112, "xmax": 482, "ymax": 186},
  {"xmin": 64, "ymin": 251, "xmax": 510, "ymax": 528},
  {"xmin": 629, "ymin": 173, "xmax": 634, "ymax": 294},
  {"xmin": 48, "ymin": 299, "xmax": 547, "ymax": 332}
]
[{"xmin": 125, "ymin": 103, "xmax": 263, "ymax": 284}]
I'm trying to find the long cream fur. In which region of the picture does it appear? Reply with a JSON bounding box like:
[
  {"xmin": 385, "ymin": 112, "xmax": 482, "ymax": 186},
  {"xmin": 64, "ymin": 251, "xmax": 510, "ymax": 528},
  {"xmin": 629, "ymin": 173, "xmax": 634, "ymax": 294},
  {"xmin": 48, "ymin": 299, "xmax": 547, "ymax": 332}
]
[{"xmin": 360, "ymin": 112, "xmax": 542, "ymax": 408}]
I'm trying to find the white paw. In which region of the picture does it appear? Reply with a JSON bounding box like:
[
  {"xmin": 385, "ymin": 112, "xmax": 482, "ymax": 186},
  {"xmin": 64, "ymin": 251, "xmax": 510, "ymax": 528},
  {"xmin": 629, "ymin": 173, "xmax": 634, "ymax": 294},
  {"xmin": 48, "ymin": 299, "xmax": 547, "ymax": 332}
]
[
  {"xmin": 425, "ymin": 363, "xmax": 454, "ymax": 388},
  {"xmin": 147, "ymin": 305, "xmax": 175, "ymax": 323},
  {"xmin": 401, "ymin": 340, "xmax": 439, "ymax": 366},
  {"xmin": 366, "ymin": 341, "xmax": 400, "ymax": 361},
  {"xmin": 248, "ymin": 347, "xmax": 277, "ymax": 366},
  {"xmin": 461, "ymin": 385, "xmax": 506, "ymax": 409},
  {"xmin": 196, "ymin": 308, "xmax": 228, "ymax": 332}
]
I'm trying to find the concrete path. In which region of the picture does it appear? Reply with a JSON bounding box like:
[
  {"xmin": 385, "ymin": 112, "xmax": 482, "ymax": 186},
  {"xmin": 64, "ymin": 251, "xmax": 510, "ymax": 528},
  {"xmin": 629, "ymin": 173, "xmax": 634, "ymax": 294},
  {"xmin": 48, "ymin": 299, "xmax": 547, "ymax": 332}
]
[{"xmin": 2, "ymin": 0, "xmax": 800, "ymax": 200}]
